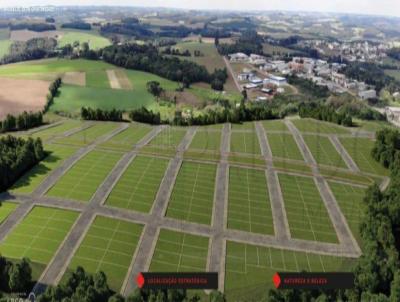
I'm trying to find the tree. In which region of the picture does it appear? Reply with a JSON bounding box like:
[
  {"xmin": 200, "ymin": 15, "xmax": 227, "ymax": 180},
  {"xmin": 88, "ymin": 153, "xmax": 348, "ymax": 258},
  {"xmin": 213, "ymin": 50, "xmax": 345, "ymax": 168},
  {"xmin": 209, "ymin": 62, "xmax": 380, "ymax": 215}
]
[
  {"xmin": 8, "ymin": 258, "xmax": 32, "ymax": 292},
  {"xmin": 209, "ymin": 290, "xmax": 226, "ymax": 302},
  {"xmin": 146, "ymin": 81, "xmax": 164, "ymax": 100},
  {"xmin": 108, "ymin": 294, "xmax": 125, "ymax": 302}
]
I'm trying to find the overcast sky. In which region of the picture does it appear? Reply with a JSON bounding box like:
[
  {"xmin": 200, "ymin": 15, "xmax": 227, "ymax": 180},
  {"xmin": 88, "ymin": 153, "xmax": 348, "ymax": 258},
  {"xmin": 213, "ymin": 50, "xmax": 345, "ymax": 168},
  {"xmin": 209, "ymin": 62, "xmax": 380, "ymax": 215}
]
[{"xmin": 0, "ymin": 0, "xmax": 399, "ymax": 18}]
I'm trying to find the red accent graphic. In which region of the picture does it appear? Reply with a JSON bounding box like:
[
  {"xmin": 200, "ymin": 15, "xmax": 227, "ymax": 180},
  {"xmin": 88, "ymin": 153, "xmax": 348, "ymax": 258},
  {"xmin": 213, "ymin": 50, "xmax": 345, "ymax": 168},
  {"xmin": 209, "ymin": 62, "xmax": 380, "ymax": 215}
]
[
  {"xmin": 137, "ymin": 273, "xmax": 145, "ymax": 288},
  {"xmin": 273, "ymin": 273, "xmax": 281, "ymax": 289}
]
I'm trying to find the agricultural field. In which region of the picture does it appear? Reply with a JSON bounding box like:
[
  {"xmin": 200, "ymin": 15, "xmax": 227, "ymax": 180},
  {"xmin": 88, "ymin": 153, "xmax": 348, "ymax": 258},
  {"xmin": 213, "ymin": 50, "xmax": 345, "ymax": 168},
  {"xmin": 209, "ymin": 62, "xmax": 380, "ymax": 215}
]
[
  {"xmin": 146, "ymin": 127, "xmax": 187, "ymax": 151},
  {"xmin": 303, "ymin": 135, "xmax": 348, "ymax": 168},
  {"xmin": 188, "ymin": 130, "xmax": 221, "ymax": 152},
  {"xmin": 46, "ymin": 150, "xmax": 122, "ymax": 202},
  {"xmin": 86, "ymin": 70, "xmax": 110, "ymax": 88},
  {"xmin": 0, "ymin": 202, "xmax": 18, "ymax": 224},
  {"xmin": 228, "ymin": 167, "xmax": 274, "ymax": 235},
  {"xmin": 339, "ymin": 137, "xmax": 390, "ymax": 176},
  {"xmin": 11, "ymin": 144, "xmax": 78, "ymax": 194},
  {"xmin": 292, "ymin": 119, "xmax": 350, "ymax": 134},
  {"xmin": 0, "ymin": 206, "xmax": 79, "ymax": 264},
  {"xmin": 267, "ymin": 133, "xmax": 304, "ymax": 161},
  {"xmin": 99, "ymin": 124, "xmax": 152, "ymax": 151},
  {"xmin": 230, "ymin": 131, "xmax": 261, "ymax": 155},
  {"xmin": 278, "ymin": 174, "xmax": 338, "ymax": 243},
  {"xmin": 58, "ymin": 30, "xmax": 111, "ymax": 49},
  {"xmin": 261, "ymin": 120, "xmax": 288, "ymax": 132},
  {"xmin": 105, "ymin": 156, "xmax": 169, "ymax": 212},
  {"xmin": 328, "ymin": 182, "xmax": 366, "ymax": 245},
  {"xmin": 67, "ymin": 216, "xmax": 143, "ymax": 291},
  {"xmin": 149, "ymin": 229, "xmax": 209, "ymax": 272},
  {"xmin": 166, "ymin": 162, "xmax": 217, "ymax": 225},
  {"xmin": 0, "ymin": 39, "xmax": 11, "ymax": 58},
  {"xmin": 28, "ymin": 120, "xmax": 85, "ymax": 142}
]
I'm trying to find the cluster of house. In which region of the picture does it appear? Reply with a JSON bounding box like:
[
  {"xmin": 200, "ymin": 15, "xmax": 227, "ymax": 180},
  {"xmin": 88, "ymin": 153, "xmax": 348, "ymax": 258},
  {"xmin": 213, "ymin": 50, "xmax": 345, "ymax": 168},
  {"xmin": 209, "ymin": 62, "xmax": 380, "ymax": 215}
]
[
  {"xmin": 298, "ymin": 40, "xmax": 389, "ymax": 62},
  {"xmin": 229, "ymin": 52, "xmax": 377, "ymax": 100}
]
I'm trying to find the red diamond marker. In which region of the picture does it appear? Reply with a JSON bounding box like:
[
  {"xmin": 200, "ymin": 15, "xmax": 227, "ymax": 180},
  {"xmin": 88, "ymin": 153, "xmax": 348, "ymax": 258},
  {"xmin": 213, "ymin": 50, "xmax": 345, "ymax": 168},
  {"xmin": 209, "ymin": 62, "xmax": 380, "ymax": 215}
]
[
  {"xmin": 136, "ymin": 273, "xmax": 145, "ymax": 288},
  {"xmin": 273, "ymin": 273, "xmax": 281, "ymax": 289}
]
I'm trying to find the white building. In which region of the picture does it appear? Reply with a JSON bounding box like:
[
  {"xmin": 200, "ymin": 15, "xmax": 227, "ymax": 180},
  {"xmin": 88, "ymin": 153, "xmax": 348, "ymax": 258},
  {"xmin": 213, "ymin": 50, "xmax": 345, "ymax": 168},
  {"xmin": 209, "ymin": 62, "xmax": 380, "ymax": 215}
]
[
  {"xmin": 229, "ymin": 52, "xmax": 249, "ymax": 62},
  {"xmin": 359, "ymin": 89, "xmax": 377, "ymax": 100},
  {"xmin": 264, "ymin": 75, "xmax": 287, "ymax": 86},
  {"xmin": 385, "ymin": 107, "xmax": 400, "ymax": 123}
]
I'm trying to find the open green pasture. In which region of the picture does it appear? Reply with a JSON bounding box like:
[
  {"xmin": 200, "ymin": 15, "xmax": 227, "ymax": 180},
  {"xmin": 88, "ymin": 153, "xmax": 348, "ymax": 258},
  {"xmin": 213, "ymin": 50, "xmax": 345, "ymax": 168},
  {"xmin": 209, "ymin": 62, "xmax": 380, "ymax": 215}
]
[
  {"xmin": 328, "ymin": 182, "xmax": 366, "ymax": 246},
  {"xmin": 105, "ymin": 156, "xmax": 169, "ymax": 213},
  {"xmin": 11, "ymin": 144, "xmax": 78, "ymax": 194},
  {"xmin": 188, "ymin": 130, "xmax": 221, "ymax": 152},
  {"xmin": 261, "ymin": 120, "xmax": 288, "ymax": 132},
  {"xmin": 99, "ymin": 124, "xmax": 152, "ymax": 151},
  {"xmin": 230, "ymin": 131, "xmax": 261, "ymax": 155},
  {"xmin": 339, "ymin": 137, "xmax": 389, "ymax": 176},
  {"xmin": 166, "ymin": 162, "xmax": 216, "ymax": 225},
  {"xmin": 149, "ymin": 229, "xmax": 209, "ymax": 272},
  {"xmin": 267, "ymin": 133, "xmax": 304, "ymax": 161},
  {"xmin": 58, "ymin": 31, "xmax": 111, "ymax": 49},
  {"xmin": 0, "ymin": 206, "xmax": 79, "ymax": 264},
  {"xmin": 29, "ymin": 120, "xmax": 84, "ymax": 142},
  {"xmin": 225, "ymin": 241, "xmax": 354, "ymax": 299},
  {"xmin": 0, "ymin": 40, "xmax": 11, "ymax": 58},
  {"xmin": 54, "ymin": 123, "xmax": 119, "ymax": 146},
  {"xmin": 228, "ymin": 167, "xmax": 274, "ymax": 235},
  {"xmin": 278, "ymin": 174, "xmax": 338, "ymax": 243},
  {"xmin": 292, "ymin": 119, "xmax": 350, "ymax": 134},
  {"xmin": 67, "ymin": 216, "xmax": 143, "ymax": 292},
  {"xmin": 86, "ymin": 70, "xmax": 110, "ymax": 88},
  {"xmin": 0, "ymin": 202, "xmax": 18, "ymax": 224},
  {"xmin": 46, "ymin": 150, "xmax": 122, "ymax": 202},
  {"xmin": 303, "ymin": 135, "xmax": 347, "ymax": 168}
]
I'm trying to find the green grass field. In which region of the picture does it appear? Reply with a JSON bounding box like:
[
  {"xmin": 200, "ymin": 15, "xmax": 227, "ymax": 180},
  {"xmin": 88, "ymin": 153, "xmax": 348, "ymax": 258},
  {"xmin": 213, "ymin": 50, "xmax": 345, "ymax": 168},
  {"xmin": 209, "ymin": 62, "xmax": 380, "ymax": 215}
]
[
  {"xmin": 29, "ymin": 120, "xmax": 84, "ymax": 142},
  {"xmin": 46, "ymin": 150, "xmax": 122, "ymax": 202},
  {"xmin": 328, "ymin": 182, "xmax": 366, "ymax": 246},
  {"xmin": 228, "ymin": 167, "xmax": 274, "ymax": 235},
  {"xmin": 292, "ymin": 119, "xmax": 350, "ymax": 134},
  {"xmin": 67, "ymin": 216, "xmax": 143, "ymax": 292},
  {"xmin": 54, "ymin": 123, "xmax": 119, "ymax": 146},
  {"xmin": 105, "ymin": 156, "xmax": 169, "ymax": 212},
  {"xmin": 303, "ymin": 135, "xmax": 348, "ymax": 168},
  {"xmin": 0, "ymin": 39, "xmax": 11, "ymax": 58},
  {"xmin": 166, "ymin": 162, "xmax": 216, "ymax": 225},
  {"xmin": 278, "ymin": 174, "xmax": 338, "ymax": 243},
  {"xmin": 261, "ymin": 120, "xmax": 288, "ymax": 132},
  {"xmin": 228, "ymin": 154, "xmax": 266, "ymax": 168},
  {"xmin": 339, "ymin": 137, "xmax": 389, "ymax": 176},
  {"xmin": 230, "ymin": 132, "xmax": 261, "ymax": 155},
  {"xmin": 188, "ymin": 130, "xmax": 221, "ymax": 152},
  {"xmin": 231, "ymin": 122, "xmax": 255, "ymax": 130},
  {"xmin": 0, "ymin": 202, "xmax": 18, "ymax": 224},
  {"xmin": 99, "ymin": 124, "xmax": 152, "ymax": 151},
  {"xmin": 86, "ymin": 70, "xmax": 110, "ymax": 88},
  {"xmin": 272, "ymin": 159, "xmax": 313, "ymax": 175},
  {"xmin": 147, "ymin": 127, "xmax": 187, "ymax": 149},
  {"xmin": 320, "ymin": 167, "xmax": 376, "ymax": 186},
  {"xmin": 224, "ymin": 241, "xmax": 354, "ymax": 299},
  {"xmin": 11, "ymin": 144, "xmax": 78, "ymax": 194},
  {"xmin": 149, "ymin": 229, "xmax": 209, "ymax": 272},
  {"xmin": 0, "ymin": 206, "xmax": 79, "ymax": 264},
  {"xmin": 267, "ymin": 133, "xmax": 304, "ymax": 161},
  {"xmin": 58, "ymin": 31, "xmax": 111, "ymax": 49}
]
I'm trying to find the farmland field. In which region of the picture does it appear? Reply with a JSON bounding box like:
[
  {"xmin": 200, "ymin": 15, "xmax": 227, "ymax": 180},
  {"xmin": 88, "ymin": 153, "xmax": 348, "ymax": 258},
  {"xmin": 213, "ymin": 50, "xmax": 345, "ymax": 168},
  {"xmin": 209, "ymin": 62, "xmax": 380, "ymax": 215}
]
[
  {"xmin": 267, "ymin": 133, "xmax": 304, "ymax": 161},
  {"xmin": 303, "ymin": 135, "xmax": 348, "ymax": 168},
  {"xmin": 29, "ymin": 120, "xmax": 84, "ymax": 141},
  {"xmin": 86, "ymin": 70, "xmax": 110, "ymax": 88},
  {"xmin": 58, "ymin": 31, "xmax": 111, "ymax": 49},
  {"xmin": 261, "ymin": 120, "xmax": 288, "ymax": 132},
  {"xmin": 99, "ymin": 124, "xmax": 152, "ymax": 151},
  {"xmin": 0, "ymin": 202, "xmax": 18, "ymax": 224},
  {"xmin": 292, "ymin": 119, "xmax": 350, "ymax": 134},
  {"xmin": 188, "ymin": 130, "xmax": 221, "ymax": 152},
  {"xmin": 228, "ymin": 167, "xmax": 274, "ymax": 235},
  {"xmin": 0, "ymin": 206, "xmax": 79, "ymax": 264},
  {"xmin": 46, "ymin": 150, "xmax": 122, "ymax": 202},
  {"xmin": 67, "ymin": 216, "xmax": 143, "ymax": 291},
  {"xmin": 166, "ymin": 162, "xmax": 216, "ymax": 225},
  {"xmin": 146, "ymin": 127, "xmax": 187, "ymax": 150},
  {"xmin": 149, "ymin": 229, "xmax": 209, "ymax": 272},
  {"xmin": 230, "ymin": 131, "xmax": 261, "ymax": 155},
  {"xmin": 0, "ymin": 39, "xmax": 11, "ymax": 58},
  {"xmin": 105, "ymin": 156, "xmax": 169, "ymax": 212},
  {"xmin": 278, "ymin": 174, "xmax": 338, "ymax": 243}
]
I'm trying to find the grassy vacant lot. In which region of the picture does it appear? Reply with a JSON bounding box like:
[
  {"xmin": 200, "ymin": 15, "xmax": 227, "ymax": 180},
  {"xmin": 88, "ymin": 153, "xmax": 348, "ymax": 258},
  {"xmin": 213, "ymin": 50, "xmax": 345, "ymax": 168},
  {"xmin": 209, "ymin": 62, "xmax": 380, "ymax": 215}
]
[
  {"xmin": 267, "ymin": 133, "xmax": 304, "ymax": 161},
  {"xmin": 328, "ymin": 182, "xmax": 366, "ymax": 246},
  {"xmin": 58, "ymin": 30, "xmax": 111, "ymax": 49},
  {"xmin": 68, "ymin": 216, "xmax": 143, "ymax": 292},
  {"xmin": 303, "ymin": 135, "xmax": 348, "ymax": 168},
  {"xmin": 29, "ymin": 120, "xmax": 84, "ymax": 141},
  {"xmin": 292, "ymin": 119, "xmax": 350, "ymax": 134},
  {"xmin": 278, "ymin": 174, "xmax": 338, "ymax": 243},
  {"xmin": 0, "ymin": 202, "xmax": 18, "ymax": 224},
  {"xmin": 0, "ymin": 206, "xmax": 79, "ymax": 264},
  {"xmin": 54, "ymin": 123, "xmax": 119, "ymax": 146},
  {"xmin": 262, "ymin": 43, "xmax": 295, "ymax": 56},
  {"xmin": 149, "ymin": 229, "xmax": 209, "ymax": 272},
  {"xmin": 99, "ymin": 124, "xmax": 152, "ymax": 151},
  {"xmin": 105, "ymin": 156, "xmax": 169, "ymax": 212},
  {"xmin": 261, "ymin": 120, "xmax": 288, "ymax": 132},
  {"xmin": 166, "ymin": 162, "xmax": 216, "ymax": 225},
  {"xmin": 224, "ymin": 241, "xmax": 354, "ymax": 299},
  {"xmin": 228, "ymin": 167, "xmax": 274, "ymax": 235},
  {"xmin": 230, "ymin": 131, "xmax": 261, "ymax": 155},
  {"xmin": 11, "ymin": 144, "xmax": 78, "ymax": 194},
  {"xmin": 46, "ymin": 150, "xmax": 122, "ymax": 202},
  {"xmin": 188, "ymin": 130, "xmax": 221, "ymax": 152},
  {"xmin": 339, "ymin": 137, "xmax": 389, "ymax": 176}
]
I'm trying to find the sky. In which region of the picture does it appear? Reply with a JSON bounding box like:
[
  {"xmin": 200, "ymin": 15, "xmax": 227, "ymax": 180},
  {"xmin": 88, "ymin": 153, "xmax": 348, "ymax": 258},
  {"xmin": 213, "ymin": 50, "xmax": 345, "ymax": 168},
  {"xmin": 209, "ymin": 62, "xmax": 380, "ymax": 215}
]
[{"xmin": 0, "ymin": 0, "xmax": 399, "ymax": 18}]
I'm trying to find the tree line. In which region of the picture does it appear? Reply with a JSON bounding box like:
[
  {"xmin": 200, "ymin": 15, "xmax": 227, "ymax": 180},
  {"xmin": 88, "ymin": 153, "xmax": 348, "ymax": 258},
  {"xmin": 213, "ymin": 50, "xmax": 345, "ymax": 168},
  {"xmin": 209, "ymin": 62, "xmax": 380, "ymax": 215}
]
[
  {"xmin": 44, "ymin": 77, "xmax": 62, "ymax": 112},
  {"xmin": 81, "ymin": 107, "xmax": 124, "ymax": 122},
  {"xmin": 298, "ymin": 102, "xmax": 353, "ymax": 127},
  {"xmin": 0, "ymin": 256, "xmax": 32, "ymax": 295},
  {"xmin": 0, "ymin": 135, "xmax": 45, "ymax": 192},
  {"xmin": 0, "ymin": 112, "xmax": 43, "ymax": 133},
  {"xmin": 61, "ymin": 22, "xmax": 91, "ymax": 30},
  {"xmin": 287, "ymin": 75, "xmax": 329, "ymax": 98},
  {"xmin": 9, "ymin": 23, "xmax": 56, "ymax": 32},
  {"xmin": 217, "ymin": 30, "xmax": 264, "ymax": 56}
]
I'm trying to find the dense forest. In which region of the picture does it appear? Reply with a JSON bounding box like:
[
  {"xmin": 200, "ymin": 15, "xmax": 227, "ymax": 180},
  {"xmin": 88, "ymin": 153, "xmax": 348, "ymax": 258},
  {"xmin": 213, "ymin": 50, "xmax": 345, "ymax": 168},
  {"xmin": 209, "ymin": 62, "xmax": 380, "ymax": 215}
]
[
  {"xmin": 0, "ymin": 112, "xmax": 43, "ymax": 133},
  {"xmin": 298, "ymin": 102, "xmax": 353, "ymax": 126},
  {"xmin": 287, "ymin": 75, "xmax": 329, "ymax": 98},
  {"xmin": 0, "ymin": 135, "xmax": 45, "ymax": 192},
  {"xmin": 81, "ymin": 107, "xmax": 124, "ymax": 121},
  {"xmin": 0, "ymin": 256, "xmax": 32, "ymax": 295},
  {"xmin": 217, "ymin": 30, "xmax": 264, "ymax": 56},
  {"xmin": 61, "ymin": 22, "xmax": 91, "ymax": 30},
  {"xmin": 9, "ymin": 23, "xmax": 56, "ymax": 32}
]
